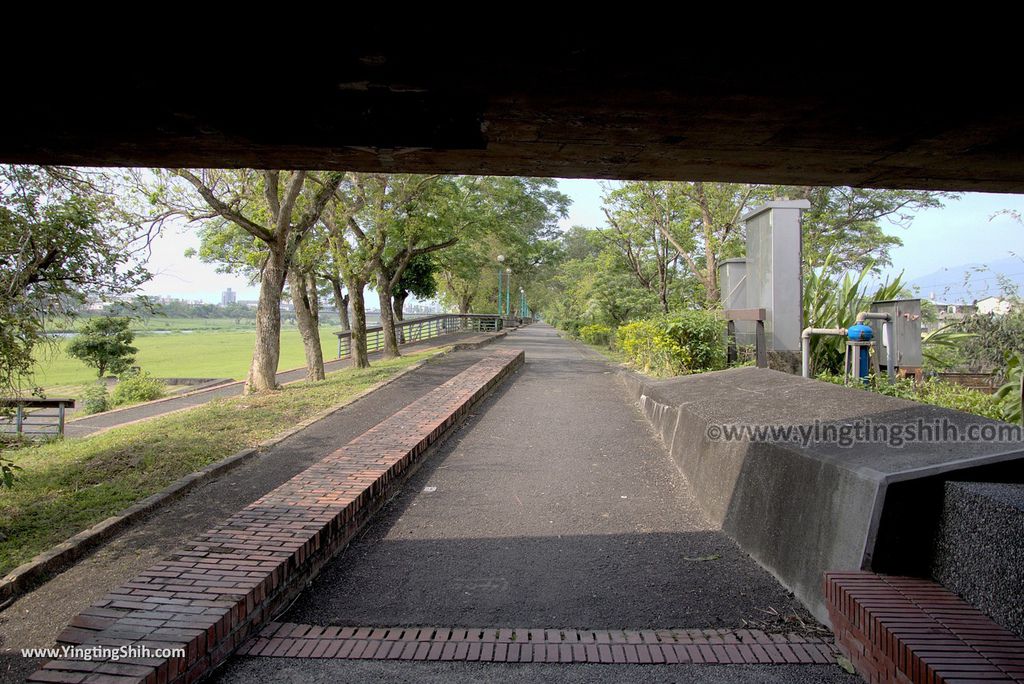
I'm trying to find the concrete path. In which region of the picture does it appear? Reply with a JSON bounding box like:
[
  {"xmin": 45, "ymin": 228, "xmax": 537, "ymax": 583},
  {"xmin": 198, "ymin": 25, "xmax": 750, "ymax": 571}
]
[
  {"xmin": 64, "ymin": 332, "xmax": 481, "ymax": 439},
  {"xmin": 213, "ymin": 324, "xmax": 856, "ymax": 682},
  {"xmin": 0, "ymin": 343, "xmax": 503, "ymax": 683}
]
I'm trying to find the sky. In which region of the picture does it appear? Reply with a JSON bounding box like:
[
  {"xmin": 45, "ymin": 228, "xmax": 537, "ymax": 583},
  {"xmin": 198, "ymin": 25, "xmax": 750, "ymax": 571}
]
[{"xmin": 138, "ymin": 180, "xmax": 1024, "ymax": 306}]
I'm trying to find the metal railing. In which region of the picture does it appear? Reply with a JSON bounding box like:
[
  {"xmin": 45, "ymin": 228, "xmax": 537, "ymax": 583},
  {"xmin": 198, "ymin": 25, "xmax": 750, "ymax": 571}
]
[
  {"xmin": 0, "ymin": 398, "xmax": 75, "ymax": 438},
  {"xmin": 334, "ymin": 314, "xmax": 503, "ymax": 359}
]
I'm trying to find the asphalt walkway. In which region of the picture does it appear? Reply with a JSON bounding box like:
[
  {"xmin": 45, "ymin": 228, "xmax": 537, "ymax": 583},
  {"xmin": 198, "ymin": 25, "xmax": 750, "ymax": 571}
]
[{"xmin": 213, "ymin": 323, "xmax": 856, "ymax": 682}]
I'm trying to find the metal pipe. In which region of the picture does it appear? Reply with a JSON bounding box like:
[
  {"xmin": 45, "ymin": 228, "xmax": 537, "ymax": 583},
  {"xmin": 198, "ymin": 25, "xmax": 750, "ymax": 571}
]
[
  {"xmin": 801, "ymin": 327, "xmax": 847, "ymax": 378},
  {"xmin": 855, "ymin": 312, "xmax": 895, "ymax": 383}
]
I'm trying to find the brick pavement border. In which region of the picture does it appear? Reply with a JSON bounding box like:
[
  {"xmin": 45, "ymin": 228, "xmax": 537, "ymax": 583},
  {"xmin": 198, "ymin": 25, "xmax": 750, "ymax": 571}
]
[
  {"xmin": 825, "ymin": 571, "xmax": 1024, "ymax": 683},
  {"xmin": 237, "ymin": 623, "xmax": 840, "ymax": 666}
]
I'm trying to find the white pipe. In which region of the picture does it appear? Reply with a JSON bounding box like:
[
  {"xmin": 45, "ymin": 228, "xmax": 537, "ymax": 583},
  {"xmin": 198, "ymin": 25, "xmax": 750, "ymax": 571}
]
[
  {"xmin": 856, "ymin": 312, "xmax": 895, "ymax": 383},
  {"xmin": 801, "ymin": 327, "xmax": 847, "ymax": 378}
]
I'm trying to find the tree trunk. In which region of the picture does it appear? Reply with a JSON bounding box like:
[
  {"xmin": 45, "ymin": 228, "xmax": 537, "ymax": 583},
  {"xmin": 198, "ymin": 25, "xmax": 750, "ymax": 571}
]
[
  {"xmin": 376, "ymin": 268, "xmax": 400, "ymax": 359},
  {"xmin": 459, "ymin": 295, "xmax": 472, "ymax": 315},
  {"xmin": 289, "ymin": 270, "xmax": 325, "ymax": 382},
  {"xmin": 348, "ymin": 280, "xmax": 370, "ymax": 369},
  {"xmin": 306, "ymin": 273, "xmax": 320, "ymax": 327},
  {"xmin": 329, "ymin": 277, "xmax": 351, "ymax": 331},
  {"xmin": 393, "ymin": 291, "xmax": 408, "ymax": 344},
  {"xmin": 247, "ymin": 248, "xmax": 287, "ymax": 393},
  {"xmin": 393, "ymin": 292, "xmax": 407, "ymax": 322}
]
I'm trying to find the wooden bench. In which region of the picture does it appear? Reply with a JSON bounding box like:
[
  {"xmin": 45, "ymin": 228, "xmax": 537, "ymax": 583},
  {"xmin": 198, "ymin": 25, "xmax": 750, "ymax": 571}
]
[{"xmin": 0, "ymin": 397, "xmax": 75, "ymax": 438}]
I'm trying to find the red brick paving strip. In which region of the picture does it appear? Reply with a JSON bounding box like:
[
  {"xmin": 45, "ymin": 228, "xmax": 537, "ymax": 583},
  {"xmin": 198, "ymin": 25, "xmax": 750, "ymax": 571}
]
[
  {"xmin": 826, "ymin": 571, "xmax": 1024, "ymax": 683},
  {"xmin": 236, "ymin": 623, "xmax": 839, "ymax": 665},
  {"xmin": 30, "ymin": 349, "xmax": 525, "ymax": 684}
]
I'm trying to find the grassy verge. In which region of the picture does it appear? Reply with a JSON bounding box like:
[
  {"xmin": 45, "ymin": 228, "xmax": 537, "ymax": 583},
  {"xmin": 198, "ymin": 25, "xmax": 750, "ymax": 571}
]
[
  {"xmin": 556, "ymin": 330, "xmax": 627, "ymax": 365},
  {"xmin": 581, "ymin": 341, "xmax": 627, "ymax": 365},
  {"xmin": 0, "ymin": 347, "xmax": 445, "ymax": 575}
]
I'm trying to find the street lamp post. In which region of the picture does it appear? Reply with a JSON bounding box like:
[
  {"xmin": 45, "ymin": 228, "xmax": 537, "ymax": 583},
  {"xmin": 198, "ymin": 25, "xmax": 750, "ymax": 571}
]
[
  {"xmin": 496, "ymin": 255, "xmax": 505, "ymax": 317},
  {"xmin": 505, "ymin": 268, "xmax": 512, "ymax": 317}
]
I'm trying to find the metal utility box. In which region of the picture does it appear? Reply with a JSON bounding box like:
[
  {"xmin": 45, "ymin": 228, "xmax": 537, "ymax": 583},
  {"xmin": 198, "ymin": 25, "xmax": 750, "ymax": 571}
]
[
  {"xmin": 718, "ymin": 258, "xmax": 754, "ymax": 345},
  {"xmin": 868, "ymin": 299, "xmax": 923, "ymax": 369},
  {"xmin": 742, "ymin": 200, "xmax": 808, "ymax": 353}
]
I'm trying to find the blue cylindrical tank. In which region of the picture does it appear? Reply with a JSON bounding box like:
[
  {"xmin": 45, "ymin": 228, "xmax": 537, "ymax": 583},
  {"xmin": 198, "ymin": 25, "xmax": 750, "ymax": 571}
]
[{"xmin": 848, "ymin": 323, "xmax": 874, "ymax": 381}]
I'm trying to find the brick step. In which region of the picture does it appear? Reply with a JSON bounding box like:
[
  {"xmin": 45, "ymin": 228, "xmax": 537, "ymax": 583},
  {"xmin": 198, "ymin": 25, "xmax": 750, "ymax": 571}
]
[
  {"xmin": 825, "ymin": 571, "xmax": 1024, "ymax": 683},
  {"xmin": 30, "ymin": 349, "xmax": 525, "ymax": 684},
  {"xmin": 238, "ymin": 623, "xmax": 839, "ymax": 665}
]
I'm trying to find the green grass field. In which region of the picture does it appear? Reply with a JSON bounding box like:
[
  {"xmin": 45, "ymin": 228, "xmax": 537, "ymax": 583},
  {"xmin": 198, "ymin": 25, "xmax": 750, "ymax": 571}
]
[
  {"xmin": 47, "ymin": 315, "xmax": 347, "ymax": 333},
  {"xmin": 32, "ymin": 328, "xmax": 344, "ymax": 390},
  {"xmin": 0, "ymin": 347, "xmax": 444, "ymax": 575}
]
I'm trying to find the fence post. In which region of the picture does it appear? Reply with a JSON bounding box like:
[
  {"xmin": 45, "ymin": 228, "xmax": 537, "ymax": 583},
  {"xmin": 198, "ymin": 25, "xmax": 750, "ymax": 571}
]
[
  {"xmin": 755, "ymin": 320, "xmax": 768, "ymax": 369},
  {"xmin": 15, "ymin": 405, "xmax": 24, "ymax": 436},
  {"xmin": 727, "ymin": 320, "xmax": 738, "ymax": 365}
]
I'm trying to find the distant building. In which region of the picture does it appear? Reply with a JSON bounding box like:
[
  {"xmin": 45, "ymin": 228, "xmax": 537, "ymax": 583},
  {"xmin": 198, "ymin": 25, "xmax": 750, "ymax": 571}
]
[
  {"xmin": 933, "ymin": 301, "xmax": 977, "ymax": 322},
  {"xmin": 221, "ymin": 288, "xmax": 237, "ymax": 305},
  {"xmin": 975, "ymin": 296, "xmax": 1013, "ymax": 316}
]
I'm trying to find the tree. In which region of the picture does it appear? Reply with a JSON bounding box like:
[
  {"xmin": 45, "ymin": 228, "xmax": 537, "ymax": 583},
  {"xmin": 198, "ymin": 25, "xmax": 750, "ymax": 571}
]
[
  {"xmin": 600, "ymin": 182, "xmax": 683, "ymax": 313},
  {"xmin": 786, "ymin": 186, "xmax": 950, "ymax": 273},
  {"xmin": 365, "ymin": 174, "xmax": 454, "ymax": 359},
  {"xmin": 392, "ymin": 254, "xmax": 437, "ymax": 322},
  {"xmin": 145, "ymin": 169, "xmax": 343, "ymax": 390},
  {"xmin": 320, "ymin": 176, "xmax": 378, "ymax": 369},
  {"xmin": 67, "ymin": 316, "xmax": 138, "ymax": 378},
  {"xmin": 0, "ymin": 165, "xmax": 150, "ymax": 399},
  {"xmin": 433, "ymin": 177, "xmax": 568, "ymax": 316}
]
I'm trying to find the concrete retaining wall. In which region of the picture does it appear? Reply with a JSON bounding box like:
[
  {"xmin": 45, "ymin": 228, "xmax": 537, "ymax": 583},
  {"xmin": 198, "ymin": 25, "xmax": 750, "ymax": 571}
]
[{"xmin": 621, "ymin": 366, "xmax": 1024, "ymax": 624}]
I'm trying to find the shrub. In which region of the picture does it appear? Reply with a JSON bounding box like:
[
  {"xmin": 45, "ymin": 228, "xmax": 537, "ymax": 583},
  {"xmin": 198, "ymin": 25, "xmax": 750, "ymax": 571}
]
[
  {"xmin": 111, "ymin": 371, "xmax": 165, "ymax": 407},
  {"xmin": 816, "ymin": 373, "xmax": 1005, "ymax": 421},
  {"xmin": 578, "ymin": 324, "xmax": 613, "ymax": 347},
  {"xmin": 80, "ymin": 383, "xmax": 110, "ymax": 415},
  {"xmin": 995, "ymin": 352, "xmax": 1023, "ymax": 425},
  {"xmin": 617, "ymin": 311, "xmax": 726, "ymax": 377}
]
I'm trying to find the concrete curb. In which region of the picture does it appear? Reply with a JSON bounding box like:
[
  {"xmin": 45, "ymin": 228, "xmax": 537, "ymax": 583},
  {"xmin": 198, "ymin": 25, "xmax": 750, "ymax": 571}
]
[{"xmin": 0, "ymin": 346, "xmax": 462, "ymax": 606}]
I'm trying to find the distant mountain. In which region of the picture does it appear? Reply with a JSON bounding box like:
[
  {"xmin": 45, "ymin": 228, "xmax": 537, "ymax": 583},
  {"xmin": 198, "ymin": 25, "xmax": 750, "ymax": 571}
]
[{"xmin": 906, "ymin": 256, "xmax": 1024, "ymax": 304}]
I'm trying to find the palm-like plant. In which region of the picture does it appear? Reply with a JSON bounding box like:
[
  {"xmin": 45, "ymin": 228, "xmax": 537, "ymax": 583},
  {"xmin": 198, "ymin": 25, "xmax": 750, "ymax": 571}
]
[
  {"xmin": 802, "ymin": 253, "xmax": 906, "ymax": 375},
  {"xmin": 994, "ymin": 352, "xmax": 1023, "ymax": 425}
]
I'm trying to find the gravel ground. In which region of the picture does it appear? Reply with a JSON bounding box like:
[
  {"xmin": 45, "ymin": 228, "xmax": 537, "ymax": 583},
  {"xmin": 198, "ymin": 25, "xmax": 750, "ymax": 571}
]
[{"xmin": 213, "ymin": 657, "xmax": 857, "ymax": 683}]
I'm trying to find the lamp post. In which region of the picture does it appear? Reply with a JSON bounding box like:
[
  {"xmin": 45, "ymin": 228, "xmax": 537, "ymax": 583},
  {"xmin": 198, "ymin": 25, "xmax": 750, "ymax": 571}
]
[
  {"xmin": 505, "ymin": 268, "xmax": 512, "ymax": 317},
  {"xmin": 496, "ymin": 255, "xmax": 505, "ymax": 316},
  {"xmin": 519, "ymin": 287, "xmax": 525, "ymax": 319}
]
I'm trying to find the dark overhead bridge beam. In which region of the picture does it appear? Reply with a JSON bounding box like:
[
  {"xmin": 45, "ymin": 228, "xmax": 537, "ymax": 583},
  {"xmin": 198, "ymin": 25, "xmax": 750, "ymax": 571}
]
[{"xmin": 1, "ymin": 42, "xmax": 1021, "ymax": 192}]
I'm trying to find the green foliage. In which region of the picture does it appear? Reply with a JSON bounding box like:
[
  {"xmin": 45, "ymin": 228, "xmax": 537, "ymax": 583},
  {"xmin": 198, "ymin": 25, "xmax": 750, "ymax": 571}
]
[
  {"xmin": 921, "ymin": 324, "xmax": 975, "ymax": 370},
  {"xmin": 816, "ymin": 373, "xmax": 1005, "ymax": 421},
  {"xmin": 994, "ymin": 352, "xmax": 1023, "ymax": 425},
  {"xmin": 0, "ymin": 165, "xmax": 150, "ymax": 400},
  {"xmin": 794, "ymin": 186, "xmax": 949, "ymax": 273},
  {"xmin": 617, "ymin": 311, "xmax": 726, "ymax": 377},
  {"xmin": 393, "ymin": 253, "xmax": 438, "ymax": 299},
  {"xmin": 111, "ymin": 370, "xmax": 165, "ymax": 407},
  {"xmin": 66, "ymin": 317, "xmax": 138, "ymax": 378},
  {"xmin": 802, "ymin": 252, "xmax": 906, "ymax": 374},
  {"xmin": 80, "ymin": 383, "xmax": 110, "ymax": 415},
  {"xmin": 957, "ymin": 312, "xmax": 1024, "ymax": 376},
  {"xmin": 0, "ymin": 454, "xmax": 20, "ymax": 488},
  {"xmin": 578, "ymin": 324, "xmax": 613, "ymax": 347}
]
